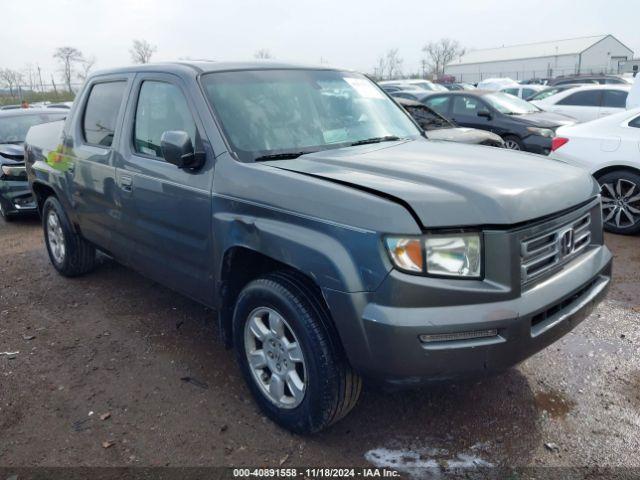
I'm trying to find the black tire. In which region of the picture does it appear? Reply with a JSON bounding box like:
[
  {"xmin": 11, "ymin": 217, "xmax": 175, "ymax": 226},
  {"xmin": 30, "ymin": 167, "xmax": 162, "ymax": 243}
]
[
  {"xmin": 42, "ymin": 196, "xmax": 96, "ymax": 276},
  {"xmin": 503, "ymin": 135, "xmax": 524, "ymax": 151},
  {"xmin": 232, "ymin": 271, "xmax": 361, "ymax": 433},
  {"xmin": 0, "ymin": 199, "xmax": 15, "ymax": 222},
  {"xmin": 597, "ymin": 170, "xmax": 640, "ymax": 235}
]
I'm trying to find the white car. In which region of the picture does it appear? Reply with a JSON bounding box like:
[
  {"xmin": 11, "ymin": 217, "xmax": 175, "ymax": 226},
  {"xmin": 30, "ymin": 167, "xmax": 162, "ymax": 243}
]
[
  {"xmin": 500, "ymin": 84, "xmax": 546, "ymax": 100},
  {"xmin": 550, "ymin": 108, "xmax": 640, "ymax": 234},
  {"xmin": 531, "ymin": 85, "xmax": 630, "ymax": 123},
  {"xmin": 379, "ymin": 79, "xmax": 448, "ymax": 92},
  {"xmin": 476, "ymin": 77, "xmax": 518, "ymax": 91}
]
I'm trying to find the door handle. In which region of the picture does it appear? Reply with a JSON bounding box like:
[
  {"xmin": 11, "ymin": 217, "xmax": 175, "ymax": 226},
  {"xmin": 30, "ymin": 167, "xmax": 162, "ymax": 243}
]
[{"xmin": 119, "ymin": 175, "xmax": 133, "ymax": 191}]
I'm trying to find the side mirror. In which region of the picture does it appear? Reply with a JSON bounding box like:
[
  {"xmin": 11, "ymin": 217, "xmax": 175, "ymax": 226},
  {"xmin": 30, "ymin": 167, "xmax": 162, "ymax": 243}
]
[
  {"xmin": 160, "ymin": 131, "xmax": 205, "ymax": 170},
  {"xmin": 477, "ymin": 109, "xmax": 492, "ymax": 120}
]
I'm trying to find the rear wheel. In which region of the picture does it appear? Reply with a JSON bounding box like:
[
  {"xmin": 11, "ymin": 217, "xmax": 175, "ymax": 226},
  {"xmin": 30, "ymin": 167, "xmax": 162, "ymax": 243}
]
[
  {"xmin": 42, "ymin": 196, "xmax": 96, "ymax": 276},
  {"xmin": 233, "ymin": 272, "xmax": 361, "ymax": 433},
  {"xmin": 503, "ymin": 135, "xmax": 524, "ymax": 151},
  {"xmin": 598, "ymin": 170, "xmax": 640, "ymax": 235}
]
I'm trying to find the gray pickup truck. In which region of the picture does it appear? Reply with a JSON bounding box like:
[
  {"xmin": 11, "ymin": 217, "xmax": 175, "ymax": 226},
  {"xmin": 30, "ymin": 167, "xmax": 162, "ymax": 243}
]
[{"xmin": 25, "ymin": 62, "xmax": 612, "ymax": 433}]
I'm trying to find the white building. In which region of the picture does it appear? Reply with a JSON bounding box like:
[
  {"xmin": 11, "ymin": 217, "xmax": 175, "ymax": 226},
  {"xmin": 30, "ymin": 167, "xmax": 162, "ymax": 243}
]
[{"xmin": 445, "ymin": 35, "xmax": 634, "ymax": 83}]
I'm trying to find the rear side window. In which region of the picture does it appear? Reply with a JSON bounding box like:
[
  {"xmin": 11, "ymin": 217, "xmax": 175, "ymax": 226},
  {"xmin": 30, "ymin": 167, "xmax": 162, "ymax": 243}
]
[
  {"xmin": 423, "ymin": 96, "xmax": 450, "ymax": 115},
  {"xmin": 502, "ymin": 88, "xmax": 519, "ymax": 96},
  {"xmin": 522, "ymin": 88, "xmax": 537, "ymax": 99},
  {"xmin": 557, "ymin": 90, "xmax": 602, "ymax": 107},
  {"xmin": 602, "ymin": 90, "xmax": 628, "ymax": 108},
  {"xmin": 629, "ymin": 116, "xmax": 640, "ymax": 128},
  {"xmin": 133, "ymin": 81, "xmax": 197, "ymax": 159},
  {"xmin": 82, "ymin": 81, "xmax": 126, "ymax": 146}
]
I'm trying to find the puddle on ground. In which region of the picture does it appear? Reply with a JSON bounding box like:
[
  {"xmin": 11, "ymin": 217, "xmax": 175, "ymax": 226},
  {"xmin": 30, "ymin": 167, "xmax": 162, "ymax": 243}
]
[{"xmin": 534, "ymin": 389, "xmax": 575, "ymax": 419}]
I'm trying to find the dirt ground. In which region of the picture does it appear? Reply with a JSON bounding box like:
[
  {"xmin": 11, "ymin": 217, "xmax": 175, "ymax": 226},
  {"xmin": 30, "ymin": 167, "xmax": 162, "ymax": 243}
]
[{"xmin": 1, "ymin": 216, "xmax": 639, "ymax": 475}]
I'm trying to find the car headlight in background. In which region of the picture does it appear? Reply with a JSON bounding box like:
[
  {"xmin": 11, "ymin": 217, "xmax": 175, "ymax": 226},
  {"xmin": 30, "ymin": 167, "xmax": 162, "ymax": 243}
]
[
  {"xmin": 526, "ymin": 127, "xmax": 555, "ymax": 138},
  {"xmin": 1, "ymin": 164, "xmax": 27, "ymax": 179},
  {"xmin": 385, "ymin": 232, "xmax": 482, "ymax": 278}
]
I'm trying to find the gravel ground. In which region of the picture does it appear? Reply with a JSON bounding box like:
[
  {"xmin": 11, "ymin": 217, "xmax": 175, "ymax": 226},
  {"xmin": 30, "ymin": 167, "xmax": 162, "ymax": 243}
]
[{"xmin": 1, "ymin": 216, "xmax": 639, "ymax": 475}]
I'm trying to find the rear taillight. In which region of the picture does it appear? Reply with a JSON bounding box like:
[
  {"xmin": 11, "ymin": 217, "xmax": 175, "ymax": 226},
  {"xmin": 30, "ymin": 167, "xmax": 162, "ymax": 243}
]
[{"xmin": 551, "ymin": 137, "xmax": 569, "ymax": 151}]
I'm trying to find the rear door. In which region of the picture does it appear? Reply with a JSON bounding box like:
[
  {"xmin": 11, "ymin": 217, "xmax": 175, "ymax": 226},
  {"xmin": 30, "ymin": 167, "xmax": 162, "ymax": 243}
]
[
  {"xmin": 552, "ymin": 90, "xmax": 602, "ymax": 122},
  {"xmin": 67, "ymin": 75, "xmax": 132, "ymax": 252},
  {"xmin": 115, "ymin": 73, "xmax": 215, "ymax": 302},
  {"xmin": 599, "ymin": 89, "xmax": 628, "ymax": 118}
]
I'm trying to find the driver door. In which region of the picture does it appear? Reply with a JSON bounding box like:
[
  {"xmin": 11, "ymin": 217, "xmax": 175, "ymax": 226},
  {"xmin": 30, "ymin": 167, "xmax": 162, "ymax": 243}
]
[{"xmin": 114, "ymin": 73, "xmax": 215, "ymax": 303}]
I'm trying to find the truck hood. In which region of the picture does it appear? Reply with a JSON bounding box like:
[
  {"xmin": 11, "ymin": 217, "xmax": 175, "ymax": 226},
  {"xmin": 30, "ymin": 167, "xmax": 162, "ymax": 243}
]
[{"xmin": 263, "ymin": 139, "xmax": 598, "ymax": 228}]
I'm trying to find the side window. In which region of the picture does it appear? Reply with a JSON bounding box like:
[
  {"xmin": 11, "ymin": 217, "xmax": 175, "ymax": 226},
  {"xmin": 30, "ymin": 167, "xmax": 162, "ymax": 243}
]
[
  {"xmin": 502, "ymin": 88, "xmax": 519, "ymax": 96},
  {"xmin": 423, "ymin": 96, "xmax": 450, "ymax": 115},
  {"xmin": 557, "ymin": 90, "xmax": 602, "ymax": 107},
  {"xmin": 83, "ymin": 81, "xmax": 127, "ymax": 146},
  {"xmin": 629, "ymin": 115, "xmax": 640, "ymax": 128},
  {"xmin": 133, "ymin": 81, "xmax": 197, "ymax": 159},
  {"xmin": 602, "ymin": 90, "xmax": 628, "ymax": 108},
  {"xmin": 523, "ymin": 88, "xmax": 537, "ymax": 99},
  {"xmin": 452, "ymin": 96, "xmax": 480, "ymax": 116}
]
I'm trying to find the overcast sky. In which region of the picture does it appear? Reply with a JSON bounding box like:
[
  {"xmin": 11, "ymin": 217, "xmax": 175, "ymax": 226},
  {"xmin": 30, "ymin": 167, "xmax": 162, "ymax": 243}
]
[{"xmin": 2, "ymin": 0, "xmax": 638, "ymax": 82}]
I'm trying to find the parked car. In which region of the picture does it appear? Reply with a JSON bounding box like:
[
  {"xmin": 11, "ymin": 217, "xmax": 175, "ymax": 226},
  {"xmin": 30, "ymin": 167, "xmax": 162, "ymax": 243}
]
[
  {"xmin": 0, "ymin": 109, "xmax": 67, "ymax": 220},
  {"xmin": 379, "ymin": 84, "xmax": 428, "ymax": 94},
  {"xmin": 550, "ymin": 108, "xmax": 640, "ymax": 234},
  {"xmin": 531, "ymin": 85, "xmax": 631, "ymax": 123},
  {"xmin": 379, "ymin": 79, "xmax": 448, "ymax": 92},
  {"xmin": 441, "ymin": 82, "xmax": 476, "ymax": 91},
  {"xmin": 396, "ymin": 97, "xmax": 504, "ymax": 147},
  {"xmin": 418, "ymin": 90, "xmax": 575, "ymax": 153},
  {"xmin": 549, "ymin": 75, "xmax": 631, "ymax": 86},
  {"xmin": 476, "ymin": 77, "xmax": 518, "ymax": 91},
  {"xmin": 25, "ymin": 62, "xmax": 611, "ymax": 433},
  {"xmin": 527, "ymin": 84, "xmax": 584, "ymax": 102},
  {"xmin": 499, "ymin": 84, "xmax": 546, "ymax": 100}
]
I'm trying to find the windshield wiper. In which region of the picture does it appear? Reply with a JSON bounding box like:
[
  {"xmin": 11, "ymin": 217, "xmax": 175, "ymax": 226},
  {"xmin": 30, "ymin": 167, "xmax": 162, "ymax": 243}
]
[
  {"xmin": 254, "ymin": 152, "xmax": 313, "ymax": 161},
  {"xmin": 349, "ymin": 135, "xmax": 401, "ymax": 146}
]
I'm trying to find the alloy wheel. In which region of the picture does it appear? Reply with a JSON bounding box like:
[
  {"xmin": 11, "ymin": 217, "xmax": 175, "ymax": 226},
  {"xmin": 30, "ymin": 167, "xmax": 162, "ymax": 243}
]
[
  {"xmin": 601, "ymin": 179, "xmax": 640, "ymax": 230},
  {"xmin": 504, "ymin": 139, "xmax": 521, "ymax": 150},
  {"xmin": 46, "ymin": 210, "xmax": 66, "ymax": 264},
  {"xmin": 244, "ymin": 307, "xmax": 306, "ymax": 409}
]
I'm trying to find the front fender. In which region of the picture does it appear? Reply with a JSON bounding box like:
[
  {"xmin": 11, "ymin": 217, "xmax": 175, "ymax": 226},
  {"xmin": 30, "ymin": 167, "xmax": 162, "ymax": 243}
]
[{"xmin": 213, "ymin": 196, "xmax": 391, "ymax": 294}]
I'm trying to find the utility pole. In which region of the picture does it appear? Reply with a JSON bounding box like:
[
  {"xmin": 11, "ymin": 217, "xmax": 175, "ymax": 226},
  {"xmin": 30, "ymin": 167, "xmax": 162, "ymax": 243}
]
[{"xmin": 51, "ymin": 75, "xmax": 58, "ymax": 94}]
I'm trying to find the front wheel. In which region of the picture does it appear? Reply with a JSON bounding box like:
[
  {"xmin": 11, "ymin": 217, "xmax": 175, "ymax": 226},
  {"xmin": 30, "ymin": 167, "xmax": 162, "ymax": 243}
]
[
  {"xmin": 233, "ymin": 272, "xmax": 361, "ymax": 433},
  {"xmin": 503, "ymin": 135, "xmax": 524, "ymax": 151},
  {"xmin": 598, "ymin": 170, "xmax": 640, "ymax": 235},
  {"xmin": 42, "ymin": 196, "xmax": 96, "ymax": 276}
]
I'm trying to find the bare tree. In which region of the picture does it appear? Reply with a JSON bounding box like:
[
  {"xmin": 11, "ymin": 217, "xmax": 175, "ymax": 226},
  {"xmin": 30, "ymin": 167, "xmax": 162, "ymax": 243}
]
[
  {"xmin": 78, "ymin": 56, "xmax": 96, "ymax": 82},
  {"xmin": 0, "ymin": 69, "xmax": 21, "ymax": 97},
  {"xmin": 53, "ymin": 46, "xmax": 85, "ymax": 93},
  {"xmin": 254, "ymin": 49, "xmax": 273, "ymax": 59},
  {"xmin": 130, "ymin": 39, "xmax": 157, "ymax": 64},
  {"xmin": 373, "ymin": 49, "xmax": 403, "ymax": 80},
  {"xmin": 422, "ymin": 38, "xmax": 465, "ymax": 77}
]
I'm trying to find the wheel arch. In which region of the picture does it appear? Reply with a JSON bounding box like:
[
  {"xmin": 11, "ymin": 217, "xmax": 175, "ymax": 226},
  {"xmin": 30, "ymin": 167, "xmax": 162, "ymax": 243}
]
[
  {"xmin": 593, "ymin": 164, "xmax": 640, "ymax": 180},
  {"xmin": 217, "ymin": 246, "xmax": 337, "ymax": 348}
]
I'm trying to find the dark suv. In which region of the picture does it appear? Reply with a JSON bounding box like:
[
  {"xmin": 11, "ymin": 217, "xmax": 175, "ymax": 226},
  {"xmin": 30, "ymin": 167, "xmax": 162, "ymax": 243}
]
[{"xmin": 25, "ymin": 62, "xmax": 612, "ymax": 433}]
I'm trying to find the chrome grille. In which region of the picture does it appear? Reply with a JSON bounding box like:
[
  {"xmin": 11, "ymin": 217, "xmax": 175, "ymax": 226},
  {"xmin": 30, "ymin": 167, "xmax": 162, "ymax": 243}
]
[{"xmin": 521, "ymin": 213, "xmax": 591, "ymax": 285}]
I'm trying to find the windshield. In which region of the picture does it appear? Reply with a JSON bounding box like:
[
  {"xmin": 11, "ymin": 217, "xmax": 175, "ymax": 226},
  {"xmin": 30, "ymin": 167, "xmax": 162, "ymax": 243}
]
[
  {"xmin": 0, "ymin": 113, "xmax": 66, "ymax": 144},
  {"xmin": 201, "ymin": 70, "xmax": 420, "ymax": 161},
  {"xmin": 483, "ymin": 92, "xmax": 540, "ymax": 114}
]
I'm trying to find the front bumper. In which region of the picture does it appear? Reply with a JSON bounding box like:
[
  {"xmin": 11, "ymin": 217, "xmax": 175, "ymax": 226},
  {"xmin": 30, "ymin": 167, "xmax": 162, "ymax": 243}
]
[
  {"xmin": 522, "ymin": 134, "xmax": 552, "ymax": 155},
  {"xmin": 324, "ymin": 244, "xmax": 612, "ymax": 387},
  {"xmin": 0, "ymin": 179, "xmax": 37, "ymax": 215}
]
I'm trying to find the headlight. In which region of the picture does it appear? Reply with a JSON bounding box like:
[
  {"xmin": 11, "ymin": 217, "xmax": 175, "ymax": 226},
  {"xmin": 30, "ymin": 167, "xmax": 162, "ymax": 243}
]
[
  {"xmin": 1, "ymin": 164, "xmax": 27, "ymax": 178},
  {"xmin": 385, "ymin": 232, "xmax": 482, "ymax": 278},
  {"xmin": 526, "ymin": 127, "xmax": 554, "ymax": 138}
]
